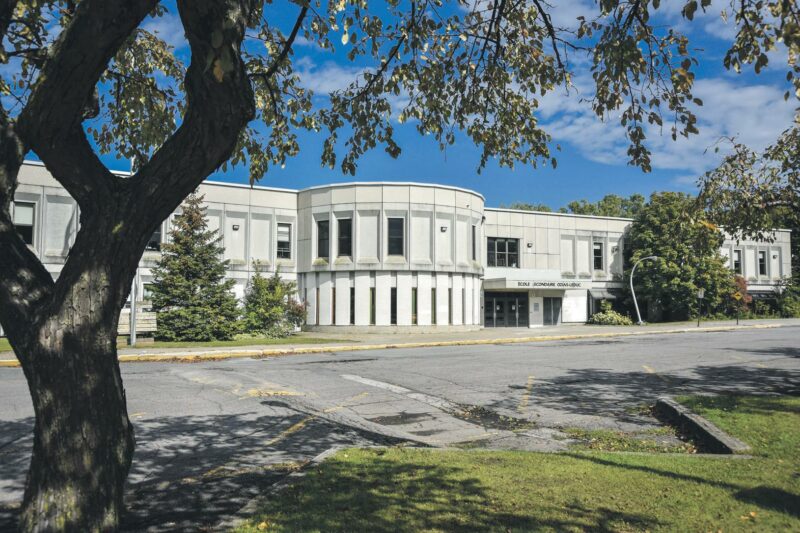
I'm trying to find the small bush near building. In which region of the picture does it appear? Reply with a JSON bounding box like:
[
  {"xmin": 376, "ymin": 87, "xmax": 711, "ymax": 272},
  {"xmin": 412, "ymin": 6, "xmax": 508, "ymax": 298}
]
[
  {"xmin": 241, "ymin": 264, "xmax": 306, "ymax": 338},
  {"xmin": 776, "ymin": 279, "xmax": 800, "ymax": 317},
  {"xmin": 588, "ymin": 300, "xmax": 633, "ymax": 325}
]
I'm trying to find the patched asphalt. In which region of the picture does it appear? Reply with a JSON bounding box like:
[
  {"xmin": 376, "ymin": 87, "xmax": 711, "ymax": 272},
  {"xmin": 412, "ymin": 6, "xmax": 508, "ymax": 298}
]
[{"xmin": 1, "ymin": 326, "xmax": 798, "ymax": 531}]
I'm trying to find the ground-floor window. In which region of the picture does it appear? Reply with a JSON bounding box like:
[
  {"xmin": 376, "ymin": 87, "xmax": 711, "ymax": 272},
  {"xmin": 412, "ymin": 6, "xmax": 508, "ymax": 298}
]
[
  {"xmin": 411, "ymin": 288, "xmax": 418, "ymax": 325},
  {"xmin": 448, "ymin": 288, "xmax": 453, "ymax": 325},
  {"xmin": 390, "ymin": 288, "xmax": 398, "ymax": 325},
  {"xmin": 350, "ymin": 287, "xmax": 355, "ymax": 325},
  {"xmin": 431, "ymin": 289, "xmax": 437, "ymax": 325},
  {"xmin": 370, "ymin": 288, "xmax": 376, "ymax": 325}
]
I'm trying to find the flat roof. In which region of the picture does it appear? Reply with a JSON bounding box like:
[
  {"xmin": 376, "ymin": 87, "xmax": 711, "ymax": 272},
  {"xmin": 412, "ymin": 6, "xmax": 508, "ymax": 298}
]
[{"xmin": 485, "ymin": 206, "xmax": 634, "ymax": 222}]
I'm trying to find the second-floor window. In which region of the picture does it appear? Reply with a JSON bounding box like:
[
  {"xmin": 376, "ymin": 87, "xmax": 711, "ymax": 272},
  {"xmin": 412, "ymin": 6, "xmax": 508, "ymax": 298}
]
[
  {"xmin": 758, "ymin": 251, "xmax": 767, "ymax": 276},
  {"xmin": 13, "ymin": 201, "xmax": 35, "ymax": 246},
  {"xmin": 277, "ymin": 223, "xmax": 291, "ymax": 259},
  {"xmin": 146, "ymin": 225, "xmax": 162, "ymax": 251},
  {"xmin": 338, "ymin": 218, "xmax": 352, "ymax": 257},
  {"xmin": 487, "ymin": 237, "xmax": 519, "ymax": 268},
  {"xmin": 471, "ymin": 225, "xmax": 477, "ymax": 261},
  {"xmin": 733, "ymin": 249, "xmax": 742, "ymax": 274},
  {"xmin": 317, "ymin": 220, "xmax": 330, "ymax": 259},
  {"xmin": 388, "ymin": 218, "xmax": 404, "ymax": 256},
  {"xmin": 593, "ymin": 242, "xmax": 604, "ymax": 271}
]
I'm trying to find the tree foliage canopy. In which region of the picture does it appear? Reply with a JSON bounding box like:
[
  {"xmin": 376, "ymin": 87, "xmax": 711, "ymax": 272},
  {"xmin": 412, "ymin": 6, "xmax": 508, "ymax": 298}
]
[{"xmin": 624, "ymin": 192, "xmax": 735, "ymax": 321}]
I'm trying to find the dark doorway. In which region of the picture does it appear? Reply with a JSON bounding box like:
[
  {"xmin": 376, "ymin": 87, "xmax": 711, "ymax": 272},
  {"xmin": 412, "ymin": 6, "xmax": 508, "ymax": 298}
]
[
  {"xmin": 484, "ymin": 292, "xmax": 529, "ymax": 327},
  {"xmin": 543, "ymin": 297, "xmax": 562, "ymax": 326}
]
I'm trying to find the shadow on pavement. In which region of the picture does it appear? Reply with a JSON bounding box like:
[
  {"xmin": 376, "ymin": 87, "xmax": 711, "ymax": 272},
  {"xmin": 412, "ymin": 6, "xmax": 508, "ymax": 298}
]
[
  {"xmin": 491, "ymin": 364, "xmax": 800, "ymax": 425},
  {"xmin": 1, "ymin": 409, "xmax": 401, "ymax": 532}
]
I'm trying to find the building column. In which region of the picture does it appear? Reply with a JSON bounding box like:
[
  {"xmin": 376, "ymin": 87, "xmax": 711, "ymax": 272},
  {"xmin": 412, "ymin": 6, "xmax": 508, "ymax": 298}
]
[
  {"xmin": 354, "ymin": 271, "xmax": 371, "ymax": 325},
  {"xmin": 375, "ymin": 271, "xmax": 391, "ymax": 325},
  {"xmin": 335, "ymin": 271, "xmax": 350, "ymax": 326},
  {"xmin": 417, "ymin": 272, "xmax": 432, "ymax": 326}
]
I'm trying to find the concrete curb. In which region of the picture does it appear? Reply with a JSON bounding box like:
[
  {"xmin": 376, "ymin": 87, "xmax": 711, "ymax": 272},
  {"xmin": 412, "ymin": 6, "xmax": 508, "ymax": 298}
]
[
  {"xmin": 653, "ymin": 397, "xmax": 751, "ymax": 454},
  {"xmin": 0, "ymin": 323, "xmax": 785, "ymax": 368}
]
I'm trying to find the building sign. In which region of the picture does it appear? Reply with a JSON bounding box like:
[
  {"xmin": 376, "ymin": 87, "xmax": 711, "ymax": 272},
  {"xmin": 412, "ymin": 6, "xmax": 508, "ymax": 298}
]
[{"xmin": 514, "ymin": 280, "xmax": 589, "ymax": 289}]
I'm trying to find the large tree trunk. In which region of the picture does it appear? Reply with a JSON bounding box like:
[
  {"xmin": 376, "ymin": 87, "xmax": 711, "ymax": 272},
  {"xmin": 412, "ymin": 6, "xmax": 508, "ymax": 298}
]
[
  {"xmin": 15, "ymin": 232, "xmax": 136, "ymax": 531},
  {"xmin": 0, "ymin": 1, "xmax": 255, "ymax": 530}
]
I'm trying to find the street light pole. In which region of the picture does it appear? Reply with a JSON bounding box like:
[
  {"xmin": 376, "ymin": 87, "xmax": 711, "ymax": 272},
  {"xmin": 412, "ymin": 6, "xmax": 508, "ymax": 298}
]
[{"xmin": 630, "ymin": 255, "xmax": 660, "ymax": 325}]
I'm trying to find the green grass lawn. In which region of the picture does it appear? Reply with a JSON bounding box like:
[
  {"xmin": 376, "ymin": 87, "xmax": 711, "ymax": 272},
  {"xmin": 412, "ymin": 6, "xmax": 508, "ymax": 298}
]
[
  {"xmin": 123, "ymin": 336, "xmax": 347, "ymax": 349},
  {"xmin": 0, "ymin": 336, "xmax": 347, "ymax": 355},
  {"xmin": 236, "ymin": 395, "xmax": 800, "ymax": 532}
]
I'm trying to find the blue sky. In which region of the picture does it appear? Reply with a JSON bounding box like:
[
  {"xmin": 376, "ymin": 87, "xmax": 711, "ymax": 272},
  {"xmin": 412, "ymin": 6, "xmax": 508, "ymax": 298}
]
[{"xmin": 98, "ymin": 1, "xmax": 797, "ymax": 210}]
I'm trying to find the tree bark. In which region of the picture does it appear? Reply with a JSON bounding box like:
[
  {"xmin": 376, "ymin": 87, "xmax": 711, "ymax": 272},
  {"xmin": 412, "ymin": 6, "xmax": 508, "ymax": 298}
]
[{"xmin": 0, "ymin": 0, "xmax": 256, "ymax": 530}]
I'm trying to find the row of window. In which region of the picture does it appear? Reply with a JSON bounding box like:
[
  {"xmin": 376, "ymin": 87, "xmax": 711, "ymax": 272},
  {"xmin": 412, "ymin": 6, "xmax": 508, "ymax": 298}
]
[
  {"xmin": 317, "ymin": 218, "xmax": 478, "ymax": 261},
  {"xmin": 732, "ymin": 249, "xmax": 769, "ymax": 276},
  {"xmin": 487, "ymin": 238, "xmax": 606, "ymax": 271},
  {"xmin": 309, "ymin": 286, "xmax": 469, "ymax": 326}
]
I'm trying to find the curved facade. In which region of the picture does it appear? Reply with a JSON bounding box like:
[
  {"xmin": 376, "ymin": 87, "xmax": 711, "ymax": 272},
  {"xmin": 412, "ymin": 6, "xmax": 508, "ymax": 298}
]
[
  {"xmin": 7, "ymin": 160, "xmax": 793, "ymax": 336},
  {"xmin": 295, "ymin": 183, "xmax": 484, "ymax": 329}
]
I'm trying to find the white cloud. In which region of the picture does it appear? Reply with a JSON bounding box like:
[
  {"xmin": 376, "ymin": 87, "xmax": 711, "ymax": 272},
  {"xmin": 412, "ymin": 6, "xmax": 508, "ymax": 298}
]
[
  {"xmin": 540, "ymin": 75, "xmax": 795, "ymax": 182},
  {"xmin": 142, "ymin": 12, "xmax": 187, "ymax": 51}
]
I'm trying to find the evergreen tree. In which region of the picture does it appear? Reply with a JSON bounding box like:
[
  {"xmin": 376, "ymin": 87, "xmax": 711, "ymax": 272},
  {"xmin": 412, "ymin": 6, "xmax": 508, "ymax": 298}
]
[
  {"xmin": 242, "ymin": 264, "xmax": 306, "ymax": 338},
  {"xmin": 624, "ymin": 192, "xmax": 736, "ymax": 322},
  {"xmin": 150, "ymin": 192, "xmax": 240, "ymax": 341}
]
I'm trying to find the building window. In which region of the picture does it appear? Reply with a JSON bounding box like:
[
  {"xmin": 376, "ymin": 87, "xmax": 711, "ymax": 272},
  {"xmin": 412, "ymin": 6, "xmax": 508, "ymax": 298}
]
[
  {"xmin": 471, "ymin": 225, "xmax": 477, "ymax": 261},
  {"xmin": 317, "ymin": 220, "xmax": 330, "ymax": 259},
  {"xmin": 338, "ymin": 218, "xmax": 352, "ymax": 257},
  {"xmin": 431, "ymin": 288, "xmax": 437, "ymax": 325},
  {"xmin": 146, "ymin": 225, "xmax": 162, "ymax": 251},
  {"xmin": 388, "ymin": 218, "xmax": 404, "ymax": 256},
  {"xmin": 13, "ymin": 201, "xmax": 35, "ymax": 245},
  {"xmin": 758, "ymin": 251, "xmax": 767, "ymax": 276},
  {"xmin": 370, "ymin": 288, "xmax": 376, "ymax": 325},
  {"xmin": 487, "ymin": 237, "xmax": 519, "ymax": 268},
  {"xmin": 390, "ymin": 287, "xmax": 398, "ymax": 325},
  {"xmin": 142, "ymin": 283, "xmax": 154, "ymax": 302},
  {"xmin": 277, "ymin": 223, "xmax": 291, "ymax": 259},
  {"xmin": 332, "ymin": 288, "xmax": 336, "ymax": 325},
  {"xmin": 733, "ymin": 249, "xmax": 742, "ymax": 274},
  {"xmin": 350, "ymin": 287, "xmax": 355, "ymax": 325},
  {"xmin": 448, "ymin": 288, "xmax": 453, "ymax": 325},
  {"xmin": 593, "ymin": 242, "xmax": 604, "ymax": 271},
  {"xmin": 411, "ymin": 288, "xmax": 418, "ymax": 325},
  {"xmin": 315, "ymin": 288, "xmax": 320, "ymax": 324}
]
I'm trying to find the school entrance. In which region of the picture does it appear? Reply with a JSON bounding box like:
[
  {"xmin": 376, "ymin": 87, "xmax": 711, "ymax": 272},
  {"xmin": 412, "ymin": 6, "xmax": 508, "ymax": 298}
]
[{"xmin": 484, "ymin": 292, "xmax": 529, "ymax": 327}]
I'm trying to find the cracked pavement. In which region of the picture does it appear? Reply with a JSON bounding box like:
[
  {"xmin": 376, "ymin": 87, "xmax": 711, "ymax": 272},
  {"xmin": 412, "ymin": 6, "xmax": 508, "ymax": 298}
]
[{"xmin": 1, "ymin": 326, "xmax": 799, "ymax": 531}]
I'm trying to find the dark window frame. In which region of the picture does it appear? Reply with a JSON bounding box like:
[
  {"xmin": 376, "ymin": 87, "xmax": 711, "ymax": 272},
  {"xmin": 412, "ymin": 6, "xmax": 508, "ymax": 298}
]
[
  {"xmin": 337, "ymin": 218, "xmax": 353, "ymax": 257},
  {"xmin": 733, "ymin": 249, "xmax": 742, "ymax": 274},
  {"xmin": 758, "ymin": 251, "xmax": 767, "ymax": 276},
  {"xmin": 277, "ymin": 222, "xmax": 292, "ymax": 259},
  {"xmin": 471, "ymin": 225, "xmax": 477, "ymax": 261},
  {"xmin": 13, "ymin": 200, "xmax": 35, "ymax": 246},
  {"xmin": 593, "ymin": 242, "xmax": 604, "ymax": 271},
  {"xmin": 317, "ymin": 220, "xmax": 330, "ymax": 259},
  {"xmin": 387, "ymin": 217, "xmax": 404, "ymax": 256},
  {"xmin": 487, "ymin": 237, "xmax": 519, "ymax": 268},
  {"xmin": 390, "ymin": 287, "xmax": 398, "ymax": 325}
]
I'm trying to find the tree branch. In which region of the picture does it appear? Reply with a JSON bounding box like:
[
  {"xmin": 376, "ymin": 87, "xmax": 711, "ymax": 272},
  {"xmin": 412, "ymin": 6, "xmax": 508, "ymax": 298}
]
[
  {"xmin": 263, "ymin": 5, "xmax": 308, "ymax": 80},
  {"xmin": 129, "ymin": 0, "xmax": 255, "ymax": 239},
  {"xmin": 15, "ymin": 0, "xmax": 156, "ymax": 210}
]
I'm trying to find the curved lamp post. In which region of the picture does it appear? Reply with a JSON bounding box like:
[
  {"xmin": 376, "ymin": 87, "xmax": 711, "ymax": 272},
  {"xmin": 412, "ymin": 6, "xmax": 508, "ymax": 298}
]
[{"xmin": 630, "ymin": 255, "xmax": 660, "ymax": 325}]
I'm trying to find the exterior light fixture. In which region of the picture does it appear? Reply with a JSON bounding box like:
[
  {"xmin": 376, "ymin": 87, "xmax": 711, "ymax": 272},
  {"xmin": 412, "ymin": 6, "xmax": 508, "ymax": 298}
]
[
  {"xmin": 440, "ymin": 226, "xmax": 448, "ymax": 232},
  {"xmin": 232, "ymin": 224, "xmax": 240, "ymax": 231},
  {"xmin": 527, "ymin": 242, "xmax": 533, "ymax": 248}
]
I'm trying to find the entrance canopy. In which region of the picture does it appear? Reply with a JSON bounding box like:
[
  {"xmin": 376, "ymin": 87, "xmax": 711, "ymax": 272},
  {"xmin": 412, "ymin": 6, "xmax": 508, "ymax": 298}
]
[{"xmin": 589, "ymin": 289, "xmax": 617, "ymax": 300}]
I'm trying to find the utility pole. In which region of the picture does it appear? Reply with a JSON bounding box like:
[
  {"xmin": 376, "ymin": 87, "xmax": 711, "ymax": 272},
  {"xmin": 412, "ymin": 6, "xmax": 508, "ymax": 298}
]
[{"xmin": 630, "ymin": 255, "xmax": 660, "ymax": 325}]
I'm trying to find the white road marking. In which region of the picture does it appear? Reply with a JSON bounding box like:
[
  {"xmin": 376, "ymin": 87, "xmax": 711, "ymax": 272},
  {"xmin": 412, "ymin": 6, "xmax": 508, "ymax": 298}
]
[{"xmin": 341, "ymin": 374, "xmax": 461, "ymax": 411}]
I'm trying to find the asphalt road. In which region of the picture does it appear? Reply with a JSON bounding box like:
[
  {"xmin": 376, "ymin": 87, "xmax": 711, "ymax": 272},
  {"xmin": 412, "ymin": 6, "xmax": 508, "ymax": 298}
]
[{"xmin": 1, "ymin": 326, "xmax": 798, "ymax": 531}]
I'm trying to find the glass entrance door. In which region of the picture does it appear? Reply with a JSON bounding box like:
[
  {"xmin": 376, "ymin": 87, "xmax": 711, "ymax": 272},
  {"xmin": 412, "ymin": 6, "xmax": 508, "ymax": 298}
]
[
  {"xmin": 484, "ymin": 293, "xmax": 529, "ymax": 327},
  {"xmin": 543, "ymin": 297, "xmax": 562, "ymax": 326}
]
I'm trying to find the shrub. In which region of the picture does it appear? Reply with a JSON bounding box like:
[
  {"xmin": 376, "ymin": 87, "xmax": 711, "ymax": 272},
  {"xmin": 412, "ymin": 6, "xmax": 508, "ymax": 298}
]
[
  {"xmin": 242, "ymin": 264, "xmax": 306, "ymax": 338},
  {"xmin": 588, "ymin": 302, "xmax": 633, "ymax": 325}
]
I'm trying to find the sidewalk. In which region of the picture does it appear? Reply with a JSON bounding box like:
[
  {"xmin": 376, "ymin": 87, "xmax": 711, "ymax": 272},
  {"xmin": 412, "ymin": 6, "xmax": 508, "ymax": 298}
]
[{"xmin": 2, "ymin": 318, "xmax": 798, "ymax": 367}]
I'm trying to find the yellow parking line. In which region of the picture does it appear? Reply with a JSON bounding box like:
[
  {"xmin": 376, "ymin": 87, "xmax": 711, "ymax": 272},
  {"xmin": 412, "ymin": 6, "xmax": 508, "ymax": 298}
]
[
  {"xmin": 518, "ymin": 375, "xmax": 535, "ymax": 413},
  {"xmin": 642, "ymin": 365, "xmax": 671, "ymax": 383}
]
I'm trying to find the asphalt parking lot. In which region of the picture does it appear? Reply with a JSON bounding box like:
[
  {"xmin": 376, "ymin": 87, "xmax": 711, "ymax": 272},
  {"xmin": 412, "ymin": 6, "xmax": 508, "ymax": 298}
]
[{"xmin": 1, "ymin": 326, "xmax": 798, "ymax": 531}]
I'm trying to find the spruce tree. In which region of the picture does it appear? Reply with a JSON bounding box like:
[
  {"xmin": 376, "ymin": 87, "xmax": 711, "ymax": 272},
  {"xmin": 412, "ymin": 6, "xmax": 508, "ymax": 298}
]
[
  {"xmin": 150, "ymin": 192, "xmax": 240, "ymax": 341},
  {"xmin": 242, "ymin": 264, "xmax": 306, "ymax": 338}
]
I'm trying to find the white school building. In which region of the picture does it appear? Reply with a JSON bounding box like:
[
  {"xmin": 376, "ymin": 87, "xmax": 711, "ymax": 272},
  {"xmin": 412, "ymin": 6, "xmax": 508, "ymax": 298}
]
[{"xmin": 8, "ymin": 160, "xmax": 793, "ymax": 332}]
